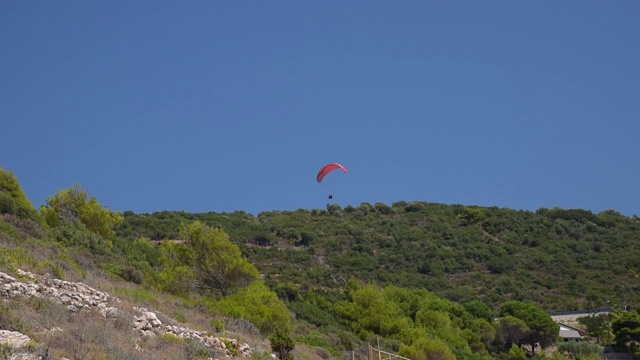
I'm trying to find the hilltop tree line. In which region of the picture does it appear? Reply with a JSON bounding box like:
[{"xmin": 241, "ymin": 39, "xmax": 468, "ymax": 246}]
[{"xmin": 2, "ymin": 167, "xmax": 640, "ymax": 359}]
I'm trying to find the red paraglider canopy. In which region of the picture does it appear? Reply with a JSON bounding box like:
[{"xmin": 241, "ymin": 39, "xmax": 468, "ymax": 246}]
[{"xmin": 316, "ymin": 163, "xmax": 348, "ymax": 183}]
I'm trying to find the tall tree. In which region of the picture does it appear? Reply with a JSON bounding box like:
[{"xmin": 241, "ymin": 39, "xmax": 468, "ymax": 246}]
[
  {"xmin": 577, "ymin": 314, "xmax": 611, "ymax": 344},
  {"xmin": 499, "ymin": 301, "xmax": 559, "ymax": 355},
  {"xmin": 180, "ymin": 221, "xmax": 259, "ymax": 297},
  {"xmin": 495, "ymin": 316, "xmax": 529, "ymax": 351},
  {"xmin": 611, "ymin": 311, "xmax": 640, "ymax": 354}
]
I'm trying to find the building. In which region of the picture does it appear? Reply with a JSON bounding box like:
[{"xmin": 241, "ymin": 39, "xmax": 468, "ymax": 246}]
[{"xmin": 558, "ymin": 323, "xmax": 583, "ymax": 341}]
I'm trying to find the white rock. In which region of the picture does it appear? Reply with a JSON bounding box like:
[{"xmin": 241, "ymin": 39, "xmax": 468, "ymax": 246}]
[
  {"xmin": 101, "ymin": 307, "xmax": 118, "ymax": 318},
  {"xmin": 144, "ymin": 311, "xmax": 158, "ymax": 321},
  {"xmin": 0, "ymin": 329, "xmax": 31, "ymax": 347},
  {"xmin": 25, "ymin": 287, "xmax": 37, "ymax": 297},
  {"xmin": 0, "ymin": 272, "xmax": 16, "ymax": 282}
]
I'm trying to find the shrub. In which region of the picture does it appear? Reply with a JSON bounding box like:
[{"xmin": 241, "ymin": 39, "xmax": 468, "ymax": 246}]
[
  {"xmin": 296, "ymin": 231, "xmax": 316, "ymax": 247},
  {"xmin": 210, "ymin": 318, "xmax": 225, "ymax": 332},
  {"xmin": 405, "ymin": 202, "xmax": 425, "ymax": 213},
  {"xmin": 120, "ymin": 265, "xmax": 144, "ymax": 284},
  {"xmin": 254, "ymin": 234, "xmax": 276, "ymax": 246},
  {"xmin": 0, "ymin": 169, "xmax": 41, "ymax": 224},
  {"xmin": 40, "ymin": 184, "xmax": 123, "ymax": 237},
  {"xmin": 270, "ymin": 329, "xmax": 295, "ymax": 360},
  {"xmin": 296, "ymin": 333, "xmax": 340, "ymax": 357},
  {"xmin": 1, "ymin": 214, "xmax": 45, "ymax": 239},
  {"xmin": 337, "ymin": 331, "xmax": 356, "ymax": 351},
  {"xmin": 0, "ymin": 218, "xmax": 20, "ymax": 240},
  {"xmin": 184, "ymin": 340, "xmax": 216, "ymax": 358},
  {"xmin": 0, "ymin": 192, "xmax": 17, "ymax": 215},
  {"xmin": 37, "ymin": 261, "xmax": 65, "ymax": 279},
  {"xmin": 213, "ymin": 281, "xmax": 291, "ymax": 335},
  {"xmin": 160, "ymin": 333, "xmax": 184, "ymax": 344},
  {"xmin": 0, "ymin": 247, "xmax": 37, "ymax": 274},
  {"xmin": 52, "ymin": 252, "xmax": 85, "ymax": 279},
  {"xmin": 557, "ymin": 341, "xmax": 603, "ymax": 360},
  {"xmin": 173, "ymin": 312, "xmax": 187, "ymax": 323},
  {"xmin": 0, "ymin": 343, "xmax": 13, "ymax": 359},
  {"xmin": 253, "ymin": 351, "xmax": 276, "ymax": 360},
  {"xmin": 50, "ymin": 221, "xmax": 109, "ymax": 255},
  {"xmin": 222, "ymin": 339, "xmax": 239, "ymax": 356},
  {"xmin": 114, "ymin": 287, "xmax": 155, "ymax": 303},
  {"xmin": 288, "ymin": 301, "xmax": 338, "ymax": 328},
  {"xmin": 0, "ymin": 302, "xmax": 25, "ymax": 332}
]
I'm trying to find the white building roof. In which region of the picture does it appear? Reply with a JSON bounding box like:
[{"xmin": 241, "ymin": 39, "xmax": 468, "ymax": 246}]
[{"xmin": 559, "ymin": 324, "xmax": 582, "ymax": 339}]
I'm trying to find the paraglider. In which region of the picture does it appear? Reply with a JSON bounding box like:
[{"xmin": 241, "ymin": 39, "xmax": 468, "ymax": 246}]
[
  {"xmin": 316, "ymin": 163, "xmax": 348, "ymax": 183},
  {"xmin": 317, "ymin": 163, "xmax": 347, "ymax": 199}
]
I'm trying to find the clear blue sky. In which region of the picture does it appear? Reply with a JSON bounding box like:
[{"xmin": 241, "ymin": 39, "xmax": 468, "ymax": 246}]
[{"xmin": 2, "ymin": 1, "xmax": 639, "ymax": 216}]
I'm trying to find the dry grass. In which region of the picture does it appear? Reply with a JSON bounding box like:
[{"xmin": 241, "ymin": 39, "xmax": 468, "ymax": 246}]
[
  {"xmin": 0, "ymin": 250, "xmax": 277, "ymax": 359},
  {"xmin": 0, "ymin": 218, "xmax": 324, "ymax": 359},
  {"xmin": 0, "ymin": 214, "xmax": 45, "ymax": 240},
  {"xmin": 4, "ymin": 295, "xmax": 229, "ymax": 360},
  {"xmin": 290, "ymin": 344, "xmax": 340, "ymax": 360},
  {"xmin": 8, "ymin": 297, "xmax": 130, "ymax": 357},
  {"xmin": 87, "ymin": 272, "xmax": 273, "ymax": 353}
]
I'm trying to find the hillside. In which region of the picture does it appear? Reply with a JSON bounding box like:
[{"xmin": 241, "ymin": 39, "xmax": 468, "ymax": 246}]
[
  {"xmin": 117, "ymin": 203, "xmax": 640, "ymax": 312},
  {"xmin": 2, "ymin": 168, "xmax": 640, "ymax": 359}
]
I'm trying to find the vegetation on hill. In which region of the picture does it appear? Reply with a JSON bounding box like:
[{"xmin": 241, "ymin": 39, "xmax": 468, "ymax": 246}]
[
  {"xmin": 1, "ymin": 166, "xmax": 640, "ymax": 359},
  {"xmin": 116, "ymin": 202, "xmax": 640, "ymax": 312}
]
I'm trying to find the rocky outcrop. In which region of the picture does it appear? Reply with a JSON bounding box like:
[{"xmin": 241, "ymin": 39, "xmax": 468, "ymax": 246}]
[
  {"xmin": 0, "ymin": 270, "xmax": 255, "ymax": 358},
  {"xmin": 0, "ymin": 330, "xmax": 39, "ymax": 360},
  {"xmin": 0, "ymin": 270, "xmax": 120, "ymax": 316},
  {"xmin": 0, "ymin": 330, "xmax": 31, "ymax": 347},
  {"xmin": 133, "ymin": 307, "xmax": 253, "ymax": 357}
]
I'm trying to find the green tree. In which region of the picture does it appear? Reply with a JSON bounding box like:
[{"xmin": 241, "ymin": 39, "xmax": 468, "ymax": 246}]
[
  {"xmin": 180, "ymin": 221, "xmax": 259, "ymax": 297},
  {"xmin": 499, "ymin": 301, "xmax": 559, "ymax": 355},
  {"xmin": 0, "ymin": 168, "xmax": 41, "ymax": 223},
  {"xmin": 507, "ymin": 343, "xmax": 527, "ymax": 360},
  {"xmin": 467, "ymin": 318, "xmax": 496, "ymax": 352},
  {"xmin": 333, "ymin": 283, "xmax": 411, "ymax": 338},
  {"xmin": 214, "ymin": 281, "xmax": 291, "ymax": 335},
  {"xmin": 577, "ymin": 314, "xmax": 611, "ymax": 344},
  {"xmin": 275, "ymin": 282, "xmax": 299, "ymax": 303},
  {"xmin": 156, "ymin": 241, "xmax": 196, "ymax": 295},
  {"xmin": 40, "ymin": 184, "xmax": 123, "ymax": 237},
  {"xmin": 50, "ymin": 220, "xmax": 111, "ymax": 255},
  {"xmin": 495, "ymin": 315, "xmax": 529, "ymax": 351},
  {"xmin": 464, "ymin": 300, "xmax": 494, "ymax": 322},
  {"xmin": 611, "ymin": 311, "xmax": 640, "ymax": 354},
  {"xmin": 458, "ymin": 206, "xmax": 485, "ymax": 225},
  {"xmin": 270, "ymin": 329, "xmax": 295, "ymax": 360},
  {"xmin": 399, "ymin": 337, "xmax": 456, "ymax": 360}
]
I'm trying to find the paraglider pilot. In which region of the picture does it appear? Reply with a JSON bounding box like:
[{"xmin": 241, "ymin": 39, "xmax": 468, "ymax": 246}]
[{"xmin": 317, "ymin": 163, "xmax": 347, "ymax": 202}]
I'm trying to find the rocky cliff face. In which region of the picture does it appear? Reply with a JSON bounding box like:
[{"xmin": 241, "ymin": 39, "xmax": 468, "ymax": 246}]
[{"xmin": 0, "ymin": 269, "xmax": 256, "ymax": 359}]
